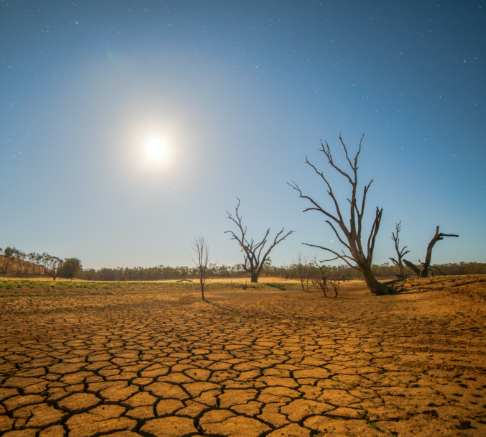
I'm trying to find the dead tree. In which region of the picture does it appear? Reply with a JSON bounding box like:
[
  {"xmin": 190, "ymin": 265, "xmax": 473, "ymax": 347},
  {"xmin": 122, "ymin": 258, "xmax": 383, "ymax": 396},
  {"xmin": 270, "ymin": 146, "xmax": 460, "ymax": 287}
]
[
  {"xmin": 295, "ymin": 253, "xmax": 310, "ymax": 291},
  {"xmin": 328, "ymin": 279, "xmax": 341, "ymax": 298},
  {"xmin": 403, "ymin": 259, "xmax": 421, "ymax": 278},
  {"xmin": 191, "ymin": 236, "xmax": 211, "ymax": 301},
  {"xmin": 289, "ymin": 134, "xmax": 395, "ymax": 296},
  {"xmin": 47, "ymin": 256, "xmax": 63, "ymax": 281},
  {"xmin": 418, "ymin": 226, "xmax": 458, "ymax": 278},
  {"xmin": 311, "ymin": 256, "xmax": 328, "ymax": 297},
  {"xmin": 389, "ymin": 222, "xmax": 410, "ymax": 278},
  {"xmin": 225, "ymin": 198, "xmax": 294, "ymax": 283}
]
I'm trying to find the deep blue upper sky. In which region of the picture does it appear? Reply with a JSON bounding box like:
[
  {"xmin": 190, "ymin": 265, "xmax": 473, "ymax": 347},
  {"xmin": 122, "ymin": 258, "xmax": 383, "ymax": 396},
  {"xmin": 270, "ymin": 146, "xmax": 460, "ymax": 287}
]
[{"xmin": 1, "ymin": 0, "xmax": 484, "ymax": 269}]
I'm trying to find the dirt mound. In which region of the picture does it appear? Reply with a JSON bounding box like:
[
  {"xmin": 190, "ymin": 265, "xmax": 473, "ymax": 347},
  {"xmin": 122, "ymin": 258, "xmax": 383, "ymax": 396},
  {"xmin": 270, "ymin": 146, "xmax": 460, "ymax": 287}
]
[{"xmin": 392, "ymin": 274, "xmax": 486, "ymax": 301}]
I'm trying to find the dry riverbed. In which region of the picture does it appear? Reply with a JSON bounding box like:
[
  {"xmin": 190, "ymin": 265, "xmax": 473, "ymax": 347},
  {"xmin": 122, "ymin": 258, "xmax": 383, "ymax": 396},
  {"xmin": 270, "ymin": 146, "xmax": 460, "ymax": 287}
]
[{"xmin": 0, "ymin": 276, "xmax": 485, "ymax": 436}]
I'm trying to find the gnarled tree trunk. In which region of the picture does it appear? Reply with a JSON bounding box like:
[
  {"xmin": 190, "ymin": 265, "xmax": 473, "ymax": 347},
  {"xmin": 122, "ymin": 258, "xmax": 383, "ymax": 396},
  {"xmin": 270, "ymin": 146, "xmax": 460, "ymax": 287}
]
[
  {"xmin": 363, "ymin": 265, "xmax": 394, "ymax": 295},
  {"xmin": 419, "ymin": 226, "xmax": 458, "ymax": 278}
]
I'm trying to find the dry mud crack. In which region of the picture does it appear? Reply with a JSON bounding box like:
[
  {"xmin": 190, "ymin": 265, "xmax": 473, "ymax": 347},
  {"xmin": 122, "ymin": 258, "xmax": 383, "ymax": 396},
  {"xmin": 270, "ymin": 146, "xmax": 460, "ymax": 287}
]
[{"xmin": 1, "ymin": 277, "xmax": 486, "ymax": 436}]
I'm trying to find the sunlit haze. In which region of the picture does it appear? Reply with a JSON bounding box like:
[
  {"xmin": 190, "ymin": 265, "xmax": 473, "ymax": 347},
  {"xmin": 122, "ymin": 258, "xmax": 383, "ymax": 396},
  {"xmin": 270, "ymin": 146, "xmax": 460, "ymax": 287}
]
[{"xmin": 1, "ymin": 1, "xmax": 485, "ymax": 270}]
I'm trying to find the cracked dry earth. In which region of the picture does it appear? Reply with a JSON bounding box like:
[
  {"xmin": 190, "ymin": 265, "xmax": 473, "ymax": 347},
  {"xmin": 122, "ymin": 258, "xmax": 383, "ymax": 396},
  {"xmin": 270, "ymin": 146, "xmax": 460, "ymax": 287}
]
[{"xmin": 1, "ymin": 277, "xmax": 486, "ymax": 437}]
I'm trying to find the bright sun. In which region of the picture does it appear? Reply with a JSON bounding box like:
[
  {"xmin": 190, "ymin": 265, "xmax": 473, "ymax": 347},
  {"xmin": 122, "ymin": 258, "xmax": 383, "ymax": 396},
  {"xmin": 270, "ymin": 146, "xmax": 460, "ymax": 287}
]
[
  {"xmin": 145, "ymin": 138, "xmax": 166, "ymax": 160},
  {"xmin": 137, "ymin": 131, "xmax": 176, "ymax": 171}
]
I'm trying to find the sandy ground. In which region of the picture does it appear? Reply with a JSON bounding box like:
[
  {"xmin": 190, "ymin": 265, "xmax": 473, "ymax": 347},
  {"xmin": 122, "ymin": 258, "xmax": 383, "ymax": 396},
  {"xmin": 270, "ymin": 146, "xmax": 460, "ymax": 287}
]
[
  {"xmin": 0, "ymin": 276, "xmax": 301, "ymax": 283},
  {"xmin": 0, "ymin": 275, "xmax": 485, "ymax": 436}
]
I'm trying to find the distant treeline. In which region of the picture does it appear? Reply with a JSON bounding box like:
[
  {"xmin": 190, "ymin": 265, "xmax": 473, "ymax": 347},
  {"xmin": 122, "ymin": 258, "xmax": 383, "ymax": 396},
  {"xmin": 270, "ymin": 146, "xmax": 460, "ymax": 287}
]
[
  {"xmin": 0, "ymin": 247, "xmax": 77, "ymax": 280},
  {"xmin": 77, "ymin": 261, "xmax": 486, "ymax": 282},
  {"xmin": 1, "ymin": 246, "xmax": 484, "ymax": 281},
  {"xmin": 0, "ymin": 248, "xmax": 58, "ymax": 277}
]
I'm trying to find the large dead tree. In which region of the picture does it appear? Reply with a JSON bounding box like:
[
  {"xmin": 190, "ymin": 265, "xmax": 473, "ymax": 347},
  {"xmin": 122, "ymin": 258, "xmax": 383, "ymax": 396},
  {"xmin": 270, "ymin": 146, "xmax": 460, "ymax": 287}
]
[
  {"xmin": 225, "ymin": 199, "xmax": 294, "ymax": 283},
  {"xmin": 389, "ymin": 222, "xmax": 410, "ymax": 278},
  {"xmin": 418, "ymin": 226, "xmax": 459, "ymax": 278},
  {"xmin": 289, "ymin": 134, "xmax": 394, "ymax": 296}
]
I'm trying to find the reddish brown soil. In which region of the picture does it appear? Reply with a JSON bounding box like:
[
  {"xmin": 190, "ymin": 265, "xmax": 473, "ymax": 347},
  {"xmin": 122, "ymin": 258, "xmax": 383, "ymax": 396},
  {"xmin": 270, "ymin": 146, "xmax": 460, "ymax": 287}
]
[{"xmin": 1, "ymin": 276, "xmax": 485, "ymax": 436}]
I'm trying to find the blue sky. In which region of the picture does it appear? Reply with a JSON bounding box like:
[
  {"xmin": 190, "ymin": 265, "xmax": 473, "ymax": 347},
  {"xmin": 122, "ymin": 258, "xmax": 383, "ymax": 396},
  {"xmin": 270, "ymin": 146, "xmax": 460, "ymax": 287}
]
[{"xmin": 1, "ymin": 0, "xmax": 484, "ymax": 269}]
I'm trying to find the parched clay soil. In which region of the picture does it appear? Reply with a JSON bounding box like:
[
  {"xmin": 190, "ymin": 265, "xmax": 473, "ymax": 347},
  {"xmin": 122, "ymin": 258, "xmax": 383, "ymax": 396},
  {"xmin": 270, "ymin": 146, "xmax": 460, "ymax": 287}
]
[{"xmin": 1, "ymin": 275, "xmax": 486, "ymax": 437}]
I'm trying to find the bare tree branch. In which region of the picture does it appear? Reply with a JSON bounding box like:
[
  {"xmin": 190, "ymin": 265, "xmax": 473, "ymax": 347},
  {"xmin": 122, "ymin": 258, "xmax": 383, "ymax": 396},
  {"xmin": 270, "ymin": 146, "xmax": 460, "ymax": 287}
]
[
  {"xmin": 325, "ymin": 220, "xmax": 351, "ymax": 251},
  {"xmin": 320, "ymin": 138, "xmax": 354, "ymax": 185},
  {"xmin": 431, "ymin": 265, "xmax": 446, "ymax": 276},
  {"xmin": 302, "ymin": 243, "xmax": 358, "ymax": 271},
  {"xmin": 403, "ymin": 259, "xmax": 421, "ymax": 277},
  {"xmin": 389, "ymin": 257, "xmax": 399, "ymax": 266}
]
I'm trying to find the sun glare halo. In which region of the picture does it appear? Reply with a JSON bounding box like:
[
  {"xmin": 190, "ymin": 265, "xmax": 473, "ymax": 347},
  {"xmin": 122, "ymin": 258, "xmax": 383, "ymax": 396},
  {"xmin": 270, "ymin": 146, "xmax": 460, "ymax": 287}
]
[{"xmin": 145, "ymin": 138, "xmax": 166, "ymax": 160}]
